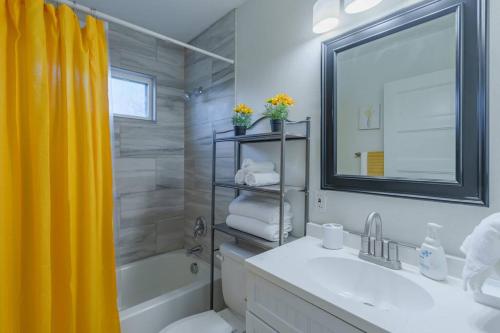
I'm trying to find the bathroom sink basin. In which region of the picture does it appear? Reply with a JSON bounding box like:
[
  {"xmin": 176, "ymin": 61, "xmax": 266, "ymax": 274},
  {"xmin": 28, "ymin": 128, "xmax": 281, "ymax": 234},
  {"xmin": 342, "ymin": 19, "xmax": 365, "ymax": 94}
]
[{"xmin": 306, "ymin": 257, "xmax": 434, "ymax": 312}]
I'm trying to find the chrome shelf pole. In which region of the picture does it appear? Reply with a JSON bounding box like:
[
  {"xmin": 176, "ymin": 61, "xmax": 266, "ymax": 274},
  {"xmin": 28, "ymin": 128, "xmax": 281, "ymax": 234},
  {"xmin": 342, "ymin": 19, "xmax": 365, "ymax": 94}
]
[{"xmin": 209, "ymin": 128, "xmax": 216, "ymax": 310}]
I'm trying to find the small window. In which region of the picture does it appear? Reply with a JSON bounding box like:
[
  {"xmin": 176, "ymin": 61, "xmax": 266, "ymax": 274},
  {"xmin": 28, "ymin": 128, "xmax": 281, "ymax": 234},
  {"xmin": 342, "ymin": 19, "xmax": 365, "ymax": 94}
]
[{"xmin": 110, "ymin": 67, "xmax": 156, "ymax": 121}]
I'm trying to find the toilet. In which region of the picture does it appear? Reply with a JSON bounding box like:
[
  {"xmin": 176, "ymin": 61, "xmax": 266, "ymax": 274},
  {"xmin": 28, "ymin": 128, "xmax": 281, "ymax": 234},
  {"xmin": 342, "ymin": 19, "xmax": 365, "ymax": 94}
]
[{"xmin": 160, "ymin": 242, "xmax": 261, "ymax": 333}]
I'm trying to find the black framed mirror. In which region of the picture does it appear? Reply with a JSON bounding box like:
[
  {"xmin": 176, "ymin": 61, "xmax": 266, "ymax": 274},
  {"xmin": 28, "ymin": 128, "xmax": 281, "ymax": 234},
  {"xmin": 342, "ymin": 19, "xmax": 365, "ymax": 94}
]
[{"xmin": 321, "ymin": 0, "xmax": 488, "ymax": 205}]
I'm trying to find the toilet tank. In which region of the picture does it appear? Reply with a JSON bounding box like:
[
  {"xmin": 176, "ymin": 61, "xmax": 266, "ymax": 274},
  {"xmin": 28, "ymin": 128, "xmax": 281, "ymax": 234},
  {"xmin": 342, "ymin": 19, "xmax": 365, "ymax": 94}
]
[{"xmin": 219, "ymin": 242, "xmax": 262, "ymax": 318}]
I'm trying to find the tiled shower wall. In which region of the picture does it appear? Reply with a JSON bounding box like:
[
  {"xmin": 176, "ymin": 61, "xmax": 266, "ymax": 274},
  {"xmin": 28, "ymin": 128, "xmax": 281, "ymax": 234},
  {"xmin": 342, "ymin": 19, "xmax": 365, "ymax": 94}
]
[
  {"xmin": 109, "ymin": 23, "xmax": 186, "ymax": 265},
  {"xmin": 184, "ymin": 11, "xmax": 237, "ymax": 263}
]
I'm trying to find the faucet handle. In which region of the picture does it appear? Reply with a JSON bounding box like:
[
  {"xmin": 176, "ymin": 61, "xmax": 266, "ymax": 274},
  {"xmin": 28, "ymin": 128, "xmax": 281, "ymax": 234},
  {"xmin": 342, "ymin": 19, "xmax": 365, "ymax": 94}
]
[
  {"xmin": 388, "ymin": 241, "xmax": 400, "ymax": 263},
  {"xmin": 193, "ymin": 216, "xmax": 207, "ymax": 239}
]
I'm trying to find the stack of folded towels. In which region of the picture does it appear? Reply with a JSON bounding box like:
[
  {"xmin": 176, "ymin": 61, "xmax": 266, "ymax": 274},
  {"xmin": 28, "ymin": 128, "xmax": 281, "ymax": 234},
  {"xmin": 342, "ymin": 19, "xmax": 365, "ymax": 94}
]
[
  {"xmin": 235, "ymin": 158, "xmax": 280, "ymax": 186},
  {"xmin": 226, "ymin": 194, "xmax": 293, "ymax": 242}
]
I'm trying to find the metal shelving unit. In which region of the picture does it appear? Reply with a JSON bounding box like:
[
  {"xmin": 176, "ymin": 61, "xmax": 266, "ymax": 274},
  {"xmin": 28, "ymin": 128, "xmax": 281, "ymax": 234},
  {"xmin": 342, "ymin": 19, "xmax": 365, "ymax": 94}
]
[{"xmin": 209, "ymin": 117, "xmax": 311, "ymax": 309}]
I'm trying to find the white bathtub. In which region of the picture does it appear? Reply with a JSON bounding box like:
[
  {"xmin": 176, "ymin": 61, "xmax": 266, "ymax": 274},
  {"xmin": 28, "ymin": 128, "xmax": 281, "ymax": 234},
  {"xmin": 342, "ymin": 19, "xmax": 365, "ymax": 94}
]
[{"xmin": 118, "ymin": 250, "xmax": 222, "ymax": 333}]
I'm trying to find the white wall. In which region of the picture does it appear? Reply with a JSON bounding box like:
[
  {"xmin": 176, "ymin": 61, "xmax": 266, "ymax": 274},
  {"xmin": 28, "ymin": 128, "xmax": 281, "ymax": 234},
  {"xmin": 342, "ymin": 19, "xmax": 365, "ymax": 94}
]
[{"xmin": 235, "ymin": 0, "xmax": 500, "ymax": 256}]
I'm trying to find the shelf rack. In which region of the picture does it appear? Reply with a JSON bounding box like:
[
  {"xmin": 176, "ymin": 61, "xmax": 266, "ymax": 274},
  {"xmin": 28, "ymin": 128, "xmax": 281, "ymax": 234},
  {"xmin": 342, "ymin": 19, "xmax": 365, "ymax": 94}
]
[{"xmin": 209, "ymin": 117, "xmax": 311, "ymax": 309}]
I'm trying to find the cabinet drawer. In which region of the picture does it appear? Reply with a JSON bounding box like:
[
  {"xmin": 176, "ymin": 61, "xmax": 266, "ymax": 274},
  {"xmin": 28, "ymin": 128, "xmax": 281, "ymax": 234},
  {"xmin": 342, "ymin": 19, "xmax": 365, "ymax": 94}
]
[
  {"xmin": 247, "ymin": 311, "xmax": 278, "ymax": 333},
  {"xmin": 247, "ymin": 272, "xmax": 364, "ymax": 333}
]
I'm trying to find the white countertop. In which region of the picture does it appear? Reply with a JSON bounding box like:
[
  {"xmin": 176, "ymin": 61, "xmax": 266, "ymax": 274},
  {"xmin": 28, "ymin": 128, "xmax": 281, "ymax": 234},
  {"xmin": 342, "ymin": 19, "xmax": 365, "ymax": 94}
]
[{"xmin": 245, "ymin": 236, "xmax": 500, "ymax": 333}]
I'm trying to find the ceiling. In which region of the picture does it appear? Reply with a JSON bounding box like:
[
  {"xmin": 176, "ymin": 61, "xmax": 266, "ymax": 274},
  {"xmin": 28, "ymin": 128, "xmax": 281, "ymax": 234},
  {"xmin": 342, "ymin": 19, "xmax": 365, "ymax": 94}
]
[{"xmin": 74, "ymin": 0, "xmax": 247, "ymax": 42}]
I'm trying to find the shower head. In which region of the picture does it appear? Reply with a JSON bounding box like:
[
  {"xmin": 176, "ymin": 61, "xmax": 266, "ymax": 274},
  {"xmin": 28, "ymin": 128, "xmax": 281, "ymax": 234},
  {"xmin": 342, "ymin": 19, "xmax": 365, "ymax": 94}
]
[{"xmin": 194, "ymin": 87, "xmax": 204, "ymax": 96}]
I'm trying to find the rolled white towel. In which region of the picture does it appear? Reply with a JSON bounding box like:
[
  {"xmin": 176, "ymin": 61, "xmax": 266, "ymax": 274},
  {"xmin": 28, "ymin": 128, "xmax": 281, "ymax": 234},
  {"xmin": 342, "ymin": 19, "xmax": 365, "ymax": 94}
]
[
  {"xmin": 461, "ymin": 212, "xmax": 500, "ymax": 291},
  {"xmin": 241, "ymin": 159, "xmax": 274, "ymax": 173},
  {"xmin": 229, "ymin": 195, "xmax": 292, "ymax": 224},
  {"xmin": 234, "ymin": 169, "xmax": 247, "ymax": 184},
  {"xmin": 245, "ymin": 172, "xmax": 280, "ymax": 186},
  {"xmin": 226, "ymin": 214, "xmax": 292, "ymax": 242}
]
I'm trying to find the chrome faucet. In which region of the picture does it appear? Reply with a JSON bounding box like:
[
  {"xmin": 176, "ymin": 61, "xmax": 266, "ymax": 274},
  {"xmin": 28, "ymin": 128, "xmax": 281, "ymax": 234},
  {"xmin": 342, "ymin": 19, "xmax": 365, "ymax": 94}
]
[
  {"xmin": 359, "ymin": 212, "xmax": 401, "ymax": 270},
  {"xmin": 186, "ymin": 245, "xmax": 203, "ymax": 256}
]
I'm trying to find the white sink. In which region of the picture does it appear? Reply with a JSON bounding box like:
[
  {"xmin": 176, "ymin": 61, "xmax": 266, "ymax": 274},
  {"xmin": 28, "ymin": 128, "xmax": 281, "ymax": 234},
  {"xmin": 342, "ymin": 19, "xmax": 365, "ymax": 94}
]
[
  {"xmin": 306, "ymin": 257, "xmax": 434, "ymax": 312},
  {"xmin": 246, "ymin": 236, "xmax": 497, "ymax": 333}
]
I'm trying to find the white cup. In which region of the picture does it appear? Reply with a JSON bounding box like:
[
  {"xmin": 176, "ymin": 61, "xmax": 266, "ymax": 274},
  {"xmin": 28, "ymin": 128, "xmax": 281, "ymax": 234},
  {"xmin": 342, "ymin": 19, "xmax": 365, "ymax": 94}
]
[{"xmin": 322, "ymin": 223, "xmax": 343, "ymax": 250}]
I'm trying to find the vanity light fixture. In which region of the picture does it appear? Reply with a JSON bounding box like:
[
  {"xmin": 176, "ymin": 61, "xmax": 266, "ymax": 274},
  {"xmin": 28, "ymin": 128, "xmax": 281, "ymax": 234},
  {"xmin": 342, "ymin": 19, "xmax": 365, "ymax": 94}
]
[
  {"xmin": 344, "ymin": 0, "xmax": 383, "ymax": 14},
  {"xmin": 313, "ymin": 0, "xmax": 340, "ymax": 34}
]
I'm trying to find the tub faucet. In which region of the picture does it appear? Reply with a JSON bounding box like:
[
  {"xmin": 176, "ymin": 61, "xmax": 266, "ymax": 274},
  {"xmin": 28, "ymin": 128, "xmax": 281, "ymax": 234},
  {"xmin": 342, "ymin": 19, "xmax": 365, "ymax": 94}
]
[
  {"xmin": 359, "ymin": 212, "xmax": 401, "ymax": 270},
  {"xmin": 186, "ymin": 245, "xmax": 203, "ymax": 256}
]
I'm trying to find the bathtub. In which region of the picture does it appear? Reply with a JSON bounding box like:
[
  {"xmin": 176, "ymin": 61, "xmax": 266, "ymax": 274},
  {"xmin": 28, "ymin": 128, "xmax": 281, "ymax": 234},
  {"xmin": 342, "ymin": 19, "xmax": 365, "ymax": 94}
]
[{"xmin": 118, "ymin": 250, "xmax": 223, "ymax": 333}]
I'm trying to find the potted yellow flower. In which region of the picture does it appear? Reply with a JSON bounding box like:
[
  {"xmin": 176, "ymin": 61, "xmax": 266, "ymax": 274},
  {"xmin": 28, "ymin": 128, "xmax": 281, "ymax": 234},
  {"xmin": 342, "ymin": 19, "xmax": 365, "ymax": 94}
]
[
  {"xmin": 232, "ymin": 103, "xmax": 253, "ymax": 136},
  {"xmin": 264, "ymin": 93, "xmax": 295, "ymax": 132}
]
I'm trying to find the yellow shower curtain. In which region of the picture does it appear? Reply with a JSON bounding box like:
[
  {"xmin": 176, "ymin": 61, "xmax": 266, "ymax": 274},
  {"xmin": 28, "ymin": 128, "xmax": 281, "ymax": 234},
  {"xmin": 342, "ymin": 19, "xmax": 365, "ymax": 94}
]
[{"xmin": 0, "ymin": 1, "xmax": 120, "ymax": 332}]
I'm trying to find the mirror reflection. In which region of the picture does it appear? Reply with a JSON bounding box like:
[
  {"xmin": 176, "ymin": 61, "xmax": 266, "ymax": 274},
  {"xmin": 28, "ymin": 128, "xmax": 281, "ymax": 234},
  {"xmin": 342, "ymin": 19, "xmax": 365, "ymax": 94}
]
[{"xmin": 336, "ymin": 13, "xmax": 457, "ymax": 182}]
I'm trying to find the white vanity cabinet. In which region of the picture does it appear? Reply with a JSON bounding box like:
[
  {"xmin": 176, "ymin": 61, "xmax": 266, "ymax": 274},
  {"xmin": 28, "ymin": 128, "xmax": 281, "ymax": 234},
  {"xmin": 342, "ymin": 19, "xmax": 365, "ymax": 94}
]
[
  {"xmin": 246, "ymin": 311, "xmax": 278, "ymax": 333},
  {"xmin": 246, "ymin": 272, "xmax": 364, "ymax": 333}
]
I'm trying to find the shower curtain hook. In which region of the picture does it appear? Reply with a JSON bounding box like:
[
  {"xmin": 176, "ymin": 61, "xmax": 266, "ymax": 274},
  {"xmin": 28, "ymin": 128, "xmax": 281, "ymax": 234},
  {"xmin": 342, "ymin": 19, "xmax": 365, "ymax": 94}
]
[{"xmin": 91, "ymin": 8, "xmax": 97, "ymax": 18}]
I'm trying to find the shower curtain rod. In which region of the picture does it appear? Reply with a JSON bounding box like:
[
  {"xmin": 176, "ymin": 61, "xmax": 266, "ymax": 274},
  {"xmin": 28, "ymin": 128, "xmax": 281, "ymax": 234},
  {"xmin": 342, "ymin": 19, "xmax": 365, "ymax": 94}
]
[{"xmin": 53, "ymin": 0, "xmax": 235, "ymax": 64}]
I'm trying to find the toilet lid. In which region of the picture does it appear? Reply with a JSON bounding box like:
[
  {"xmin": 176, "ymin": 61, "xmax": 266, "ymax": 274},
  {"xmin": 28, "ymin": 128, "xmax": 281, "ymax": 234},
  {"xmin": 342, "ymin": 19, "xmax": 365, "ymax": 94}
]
[{"xmin": 159, "ymin": 310, "xmax": 233, "ymax": 333}]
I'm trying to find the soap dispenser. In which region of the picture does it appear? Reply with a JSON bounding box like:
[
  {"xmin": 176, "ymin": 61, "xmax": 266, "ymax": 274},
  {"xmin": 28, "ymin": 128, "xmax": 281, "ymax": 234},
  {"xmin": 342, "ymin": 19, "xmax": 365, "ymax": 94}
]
[{"xmin": 419, "ymin": 223, "xmax": 448, "ymax": 281}]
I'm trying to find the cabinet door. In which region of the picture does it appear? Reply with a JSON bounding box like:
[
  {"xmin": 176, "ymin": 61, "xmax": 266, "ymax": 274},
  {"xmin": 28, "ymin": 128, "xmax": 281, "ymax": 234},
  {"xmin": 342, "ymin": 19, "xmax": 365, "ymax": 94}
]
[
  {"xmin": 247, "ymin": 273, "xmax": 364, "ymax": 333},
  {"xmin": 247, "ymin": 311, "xmax": 278, "ymax": 333}
]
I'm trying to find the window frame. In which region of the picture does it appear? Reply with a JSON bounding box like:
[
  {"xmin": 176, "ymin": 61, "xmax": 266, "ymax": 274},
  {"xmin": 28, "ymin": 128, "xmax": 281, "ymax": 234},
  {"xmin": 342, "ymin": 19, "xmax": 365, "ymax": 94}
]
[{"xmin": 110, "ymin": 67, "xmax": 157, "ymax": 122}]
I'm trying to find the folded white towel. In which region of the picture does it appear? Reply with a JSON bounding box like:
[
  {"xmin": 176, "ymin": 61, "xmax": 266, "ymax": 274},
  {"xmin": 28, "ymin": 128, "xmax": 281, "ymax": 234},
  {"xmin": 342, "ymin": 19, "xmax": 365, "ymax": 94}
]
[
  {"xmin": 234, "ymin": 159, "xmax": 275, "ymax": 184},
  {"xmin": 461, "ymin": 213, "xmax": 500, "ymax": 291},
  {"xmin": 234, "ymin": 169, "xmax": 247, "ymax": 184},
  {"xmin": 241, "ymin": 159, "xmax": 274, "ymax": 173},
  {"xmin": 245, "ymin": 172, "xmax": 280, "ymax": 186},
  {"xmin": 226, "ymin": 214, "xmax": 292, "ymax": 242},
  {"xmin": 229, "ymin": 195, "xmax": 292, "ymax": 224}
]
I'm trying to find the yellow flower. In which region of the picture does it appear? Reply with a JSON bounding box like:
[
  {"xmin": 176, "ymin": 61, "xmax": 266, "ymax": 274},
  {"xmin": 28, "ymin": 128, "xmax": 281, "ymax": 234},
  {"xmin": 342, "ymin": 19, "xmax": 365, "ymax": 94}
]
[
  {"xmin": 233, "ymin": 103, "xmax": 253, "ymax": 115},
  {"xmin": 266, "ymin": 93, "xmax": 295, "ymax": 107}
]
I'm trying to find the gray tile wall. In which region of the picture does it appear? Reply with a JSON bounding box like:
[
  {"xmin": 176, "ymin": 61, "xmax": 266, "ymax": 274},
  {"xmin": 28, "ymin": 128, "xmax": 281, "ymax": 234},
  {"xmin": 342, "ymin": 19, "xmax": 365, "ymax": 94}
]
[
  {"xmin": 109, "ymin": 10, "xmax": 236, "ymax": 265},
  {"xmin": 184, "ymin": 11, "xmax": 237, "ymax": 263},
  {"xmin": 109, "ymin": 23, "xmax": 185, "ymax": 265}
]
